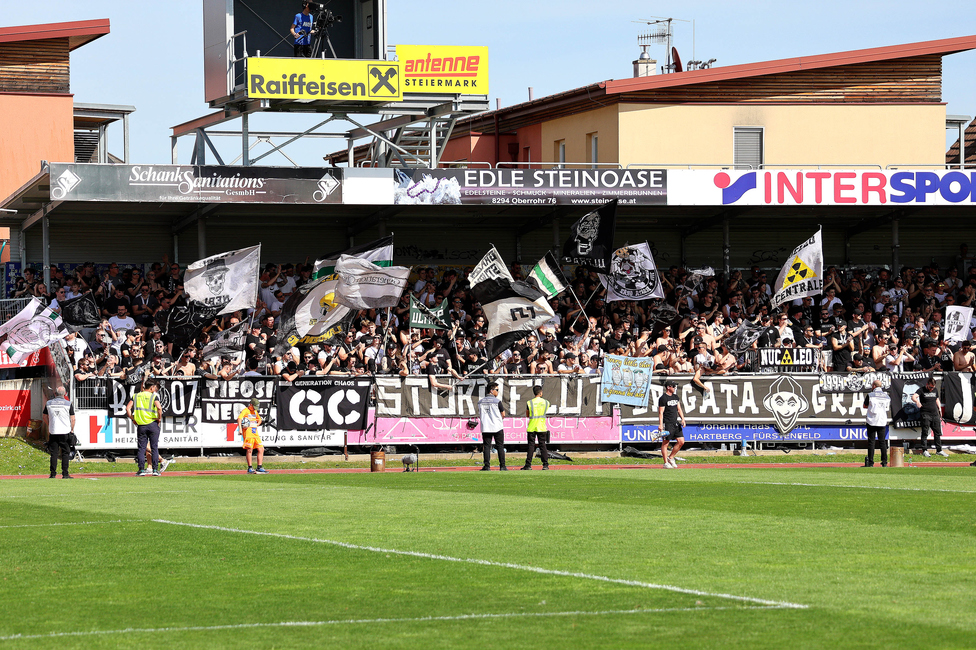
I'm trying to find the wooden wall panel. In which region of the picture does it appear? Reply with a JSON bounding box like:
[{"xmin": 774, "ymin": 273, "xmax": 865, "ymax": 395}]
[{"xmin": 0, "ymin": 39, "xmax": 69, "ymax": 93}]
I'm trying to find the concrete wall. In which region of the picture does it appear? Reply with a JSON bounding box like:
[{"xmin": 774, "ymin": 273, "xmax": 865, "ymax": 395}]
[{"xmin": 0, "ymin": 93, "xmax": 73, "ymax": 201}]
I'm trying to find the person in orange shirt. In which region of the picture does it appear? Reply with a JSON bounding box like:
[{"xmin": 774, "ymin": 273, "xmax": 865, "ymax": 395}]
[{"xmin": 238, "ymin": 398, "xmax": 269, "ymax": 474}]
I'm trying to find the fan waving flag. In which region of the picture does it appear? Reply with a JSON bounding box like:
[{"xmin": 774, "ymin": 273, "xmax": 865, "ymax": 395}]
[
  {"xmin": 409, "ymin": 296, "xmax": 451, "ymax": 330},
  {"xmin": 312, "ymin": 236, "xmax": 393, "ymax": 281},
  {"xmin": 472, "ymin": 277, "xmax": 554, "ymax": 359},
  {"xmin": 528, "ymin": 251, "xmax": 568, "ymax": 299},
  {"xmin": 562, "ymin": 199, "xmax": 617, "ymax": 271},
  {"xmin": 201, "ymin": 321, "xmax": 248, "ymax": 363},
  {"xmin": 184, "ymin": 245, "xmax": 261, "ymax": 315},
  {"xmin": 0, "ymin": 298, "xmax": 69, "ymax": 363},
  {"xmin": 59, "ymin": 291, "xmax": 100, "ymax": 332},
  {"xmin": 468, "ymin": 245, "xmax": 514, "ymax": 286},
  {"xmin": 600, "ymin": 242, "xmax": 665, "ymax": 302},
  {"xmin": 771, "ymin": 228, "xmax": 823, "ymax": 308},
  {"xmin": 334, "ymin": 256, "xmax": 410, "ymax": 310}
]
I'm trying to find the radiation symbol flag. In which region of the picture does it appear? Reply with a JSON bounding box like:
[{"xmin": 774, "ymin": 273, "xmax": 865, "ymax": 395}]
[{"xmin": 783, "ymin": 256, "xmax": 816, "ymax": 288}]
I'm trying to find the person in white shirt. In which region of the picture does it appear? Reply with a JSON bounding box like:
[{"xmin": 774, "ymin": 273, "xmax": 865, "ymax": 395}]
[
  {"xmin": 477, "ymin": 382, "xmax": 507, "ymax": 471},
  {"xmin": 862, "ymin": 379, "xmax": 891, "ymax": 467},
  {"xmin": 108, "ymin": 305, "xmax": 136, "ymax": 337}
]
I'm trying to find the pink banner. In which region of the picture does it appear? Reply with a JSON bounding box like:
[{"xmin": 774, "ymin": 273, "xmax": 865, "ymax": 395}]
[
  {"xmin": 939, "ymin": 421, "xmax": 976, "ymax": 439},
  {"xmin": 357, "ymin": 415, "xmax": 619, "ymax": 446}
]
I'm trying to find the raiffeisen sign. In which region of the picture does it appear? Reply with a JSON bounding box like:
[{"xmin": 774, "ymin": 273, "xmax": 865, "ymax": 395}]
[{"xmin": 668, "ymin": 170, "xmax": 976, "ymax": 206}]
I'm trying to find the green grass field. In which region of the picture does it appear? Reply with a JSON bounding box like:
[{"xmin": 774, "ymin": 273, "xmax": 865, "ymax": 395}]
[{"xmin": 1, "ymin": 461, "xmax": 975, "ymax": 648}]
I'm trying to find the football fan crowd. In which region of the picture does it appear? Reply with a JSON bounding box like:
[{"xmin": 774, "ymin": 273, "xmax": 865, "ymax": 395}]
[{"xmin": 12, "ymin": 245, "xmax": 976, "ymax": 389}]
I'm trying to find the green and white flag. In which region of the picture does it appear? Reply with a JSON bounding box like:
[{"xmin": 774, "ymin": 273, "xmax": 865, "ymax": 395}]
[
  {"xmin": 0, "ymin": 298, "xmax": 68, "ymax": 363},
  {"xmin": 528, "ymin": 251, "xmax": 568, "ymax": 299},
  {"xmin": 312, "ymin": 236, "xmax": 393, "ymax": 280},
  {"xmin": 409, "ymin": 296, "xmax": 450, "ymax": 330}
]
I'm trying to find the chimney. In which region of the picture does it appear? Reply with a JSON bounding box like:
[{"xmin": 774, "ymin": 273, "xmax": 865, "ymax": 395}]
[
  {"xmin": 633, "ymin": 45, "xmax": 657, "ymax": 78},
  {"xmin": 528, "ymin": 87, "xmax": 534, "ymax": 101}
]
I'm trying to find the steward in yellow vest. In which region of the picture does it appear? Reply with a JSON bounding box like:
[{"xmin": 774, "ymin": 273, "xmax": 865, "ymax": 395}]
[
  {"xmin": 521, "ymin": 385, "xmax": 551, "ymax": 470},
  {"xmin": 126, "ymin": 378, "xmax": 163, "ymax": 476}
]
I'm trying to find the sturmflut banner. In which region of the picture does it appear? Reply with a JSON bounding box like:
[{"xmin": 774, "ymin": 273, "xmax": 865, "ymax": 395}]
[{"xmin": 375, "ymin": 376, "xmax": 606, "ymax": 418}]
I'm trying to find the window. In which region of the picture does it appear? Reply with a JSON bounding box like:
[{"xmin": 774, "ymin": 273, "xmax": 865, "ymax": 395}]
[
  {"xmin": 587, "ymin": 132, "xmax": 598, "ymax": 168},
  {"xmin": 555, "ymin": 140, "xmax": 565, "ymax": 168},
  {"xmin": 733, "ymin": 127, "xmax": 763, "ymax": 169}
]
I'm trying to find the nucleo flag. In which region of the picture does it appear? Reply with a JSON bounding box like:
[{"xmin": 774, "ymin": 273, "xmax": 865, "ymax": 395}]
[
  {"xmin": 770, "ymin": 228, "xmax": 823, "ymax": 308},
  {"xmin": 184, "ymin": 245, "xmax": 260, "ymax": 315},
  {"xmin": 600, "ymin": 354, "xmax": 654, "ymax": 407},
  {"xmin": 0, "ymin": 298, "xmax": 68, "ymax": 363}
]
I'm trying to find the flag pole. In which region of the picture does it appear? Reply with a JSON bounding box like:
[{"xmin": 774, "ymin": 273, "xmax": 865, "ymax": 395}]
[{"xmin": 567, "ymin": 284, "xmax": 601, "ymax": 334}]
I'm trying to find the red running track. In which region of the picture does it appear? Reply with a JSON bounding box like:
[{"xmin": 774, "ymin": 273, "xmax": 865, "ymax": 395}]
[{"xmin": 3, "ymin": 461, "xmax": 972, "ymax": 479}]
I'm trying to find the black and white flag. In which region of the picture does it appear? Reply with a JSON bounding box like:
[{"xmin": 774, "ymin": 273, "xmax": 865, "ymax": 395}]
[
  {"xmin": 600, "ymin": 242, "xmax": 665, "ymax": 302},
  {"xmin": 201, "ymin": 321, "xmax": 248, "ymax": 362},
  {"xmin": 944, "ymin": 306, "xmax": 973, "ymax": 344},
  {"xmin": 59, "ymin": 291, "xmax": 100, "ymax": 332},
  {"xmin": 472, "ymin": 276, "xmax": 554, "ymax": 358},
  {"xmin": 277, "ymin": 376, "xmax": 371, "ymax": 431},
  {"xmin": 562, "ymin": 200, "xmax": 617, "ymax": 270},
  {"xmin": 184, "ymin": 244, "xmax": 261, "ymax": 315},
  {"xmin": 725, "ymin": 317, "xmax": 766, "ymax": 353},
  {"xmin": 469, "ymin": 245, "xmax": 514, "ymax": 286}
]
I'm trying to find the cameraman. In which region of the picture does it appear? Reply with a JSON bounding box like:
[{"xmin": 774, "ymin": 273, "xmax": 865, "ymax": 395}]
[{"xmin": 291, "ymin": 2, "xmax": 316, "ymax": 57}]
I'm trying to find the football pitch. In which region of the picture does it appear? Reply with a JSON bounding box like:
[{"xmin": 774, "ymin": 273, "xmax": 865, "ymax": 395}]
[{"xmin": 1, "ymin": 467, "xmax": 974, "ymax": 649}]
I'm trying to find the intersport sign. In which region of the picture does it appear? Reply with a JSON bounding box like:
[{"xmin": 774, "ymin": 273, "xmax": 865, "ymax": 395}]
[{"xmin": 669, "ymin": 170, "xmax": 976, "ymax": 206}]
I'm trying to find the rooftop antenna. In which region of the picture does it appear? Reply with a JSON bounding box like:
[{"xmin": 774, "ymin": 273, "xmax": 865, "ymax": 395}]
[{"xmin": 633, "ymin": 16, "xmax": 691, "ymax": 73}]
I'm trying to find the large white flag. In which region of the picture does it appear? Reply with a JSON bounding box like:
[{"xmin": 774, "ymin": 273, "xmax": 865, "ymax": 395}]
[
  {"xmin": 771, "ymin": 228, "xmax": 823, "ymax": 308},
  {"xmin": 334, "ymin": 256, "xmax": 410, "ymax": 310},
  {"xmin": 944, "ymin": 305, "xmax": 974, "ymax": 343},
  {"xmin": 0, "ymin": 298, "xmax": 68, "ymax": 363},
  {"xmin": 469, "ymin": 246, "xmax": 514, "ymax": 286},
  {"xmin": 600, "ymin": 243, "xmax": 665, "ymax": 302},
  {"xmin": 184, "ymin": 245, "xmax": 261, "ymax": 316},
  {"xmin": 301, "ymin": 237, "xmax": 394, "ymax": 337}
]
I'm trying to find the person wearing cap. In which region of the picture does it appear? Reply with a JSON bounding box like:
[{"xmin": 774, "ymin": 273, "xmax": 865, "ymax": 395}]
[
  {"xmin": 238, "ymin": 397, "xmax": 269, "ymax": 473},
  {"xmin": 829, "ymin": 321, "xmax": 854, "ymax": 372},
  {"xmin": 126, "ymin": 378, "xmax": 164, "ymax": 476},
  {"xmin": 557, "ymin": 352, "xmax": 582, "ymax": 374},
  {"xmin": 658, "ymin": 380, "xmax": 686, "ymax": 469},
  {"xmin": 911, "ymin": 377, "xmax": 948, "ymax": 457}
]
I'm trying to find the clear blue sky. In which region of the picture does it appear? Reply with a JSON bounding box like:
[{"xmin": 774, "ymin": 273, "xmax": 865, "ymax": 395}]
[{"xmin": 6, "ymin": 0, "xmax": 976, "ymax": 165}]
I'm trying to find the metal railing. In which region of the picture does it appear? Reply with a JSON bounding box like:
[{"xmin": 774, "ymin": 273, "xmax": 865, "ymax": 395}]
[
  {"xmin": 74, "ymin": 377, "xmax": 108, "ymax": 410},
  {"xmin": 0, "ymin": 298, "xmax": 30, "ymax": 320}
]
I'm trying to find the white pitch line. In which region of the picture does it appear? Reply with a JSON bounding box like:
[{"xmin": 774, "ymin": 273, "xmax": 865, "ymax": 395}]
[
  {"xmin": 734, "ymin": 481, "xmax": 976, "ymax": 494},
  {"xmin": 153, "ymin": 519, "xmax": 808, "ymax": 610},
  {"xmin": 0, "ymin": 520, "xmax": 136, "ymax": 530},
  {"xmin": 0, "ymin": 605, "xmax": 795, "ymax": 642}
]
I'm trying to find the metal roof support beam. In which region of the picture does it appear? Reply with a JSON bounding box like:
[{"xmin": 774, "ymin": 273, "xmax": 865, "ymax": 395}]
[
  {"xmin": 341, "ymin": 115, "xmax": 430, "ymax": 166},
  {"xmin": 347, "ymin": 206, "xmax": 402, "ymax": 238},
  {"xmin": 248, "ymin": 116, "xmax": 338, "ymax": 166},
  {"xmin": 172, "ymin": 203, "xmax": 219, "ymax": 235},
  {"xmin": 200, "ymin": 129, "xmax": 225, "ymax": 166},
  {"xmin": 42, "ymin": 212, "xmax": 50, "ymax": 288},
  {"xmin": 22, "ymin": 200, "xmax": 61, "ymax": 231}
]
